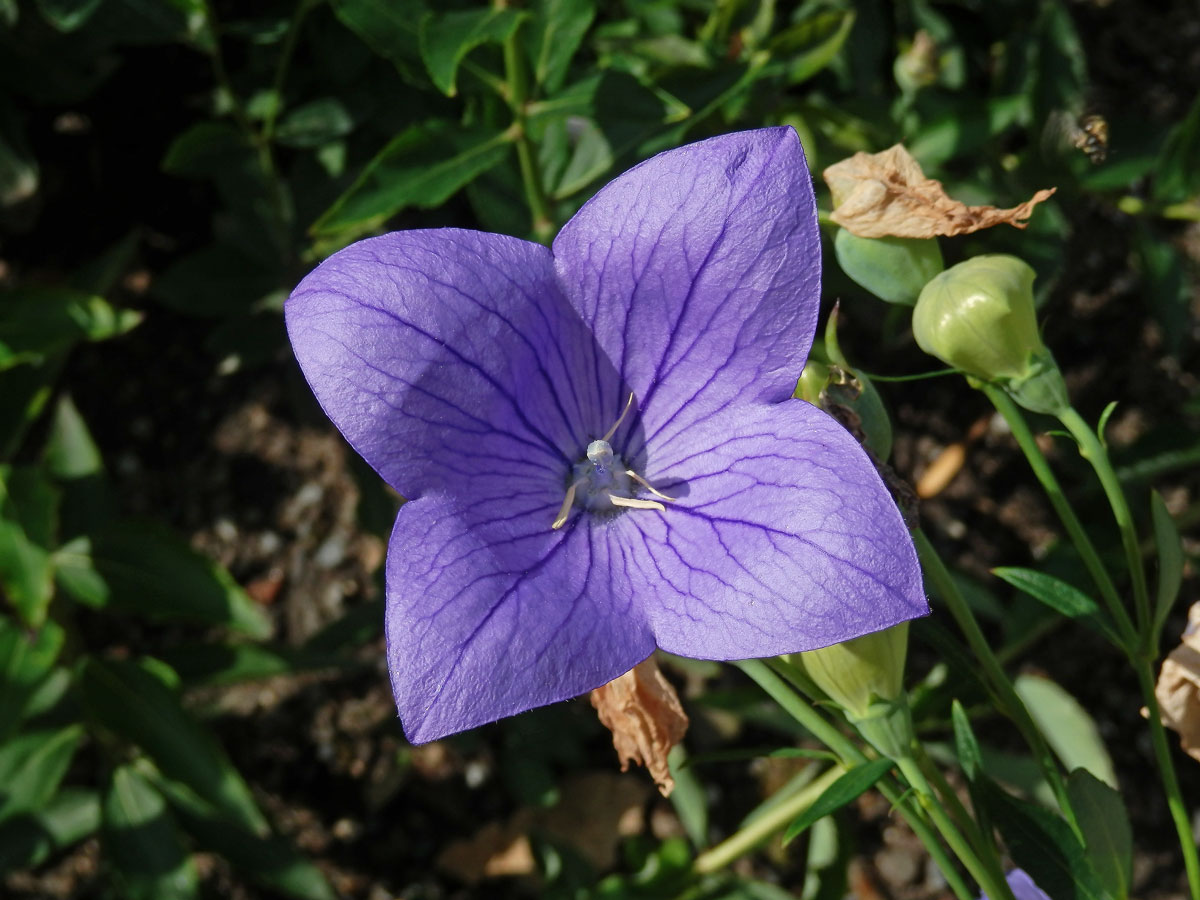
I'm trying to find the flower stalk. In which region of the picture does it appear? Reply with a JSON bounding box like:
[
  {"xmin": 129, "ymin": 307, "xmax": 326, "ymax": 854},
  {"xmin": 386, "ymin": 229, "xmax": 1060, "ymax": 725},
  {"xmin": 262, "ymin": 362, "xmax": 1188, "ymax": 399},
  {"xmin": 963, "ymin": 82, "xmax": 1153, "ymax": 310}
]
[{"xmin": 501, "ymin": 22, "xmax": 555, "ymax": 244}]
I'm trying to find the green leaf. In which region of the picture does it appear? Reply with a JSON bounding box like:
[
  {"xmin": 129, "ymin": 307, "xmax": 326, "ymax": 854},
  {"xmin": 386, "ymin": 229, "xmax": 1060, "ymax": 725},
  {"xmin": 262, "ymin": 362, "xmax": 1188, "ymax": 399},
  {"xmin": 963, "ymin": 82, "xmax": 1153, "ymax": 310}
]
[
  {"xmin": 35, "ymin": 0, "xmax": 103, "ymax": 31},
  {"xmin": 162, "ymin": 122, "xmax": 251, "ymax": 177},
  {"xmin": 0, "ymin": 788, "xmax": 100, "ymax": 873},
  {"xmin": 950, "ymin": 700, "xmax": 982, "ymax": 782},
  {"xmin": 43, "ymin": 394, "xmax": 102, "ymax": 481},
  {"xmin": 0, "ymin": 362, "xmax": 61, "ymax": 460},
  {"xmin": 782, "ymin": 758, "xmax": 892, "ymax": 844},
  {"xmin": 981, "ymin": 778, "xmax": 1108, "ymax": 900},
  {"xmin": 419, "ymin": 7, "xmax": 525, "ymax": 96},
  {"xmin": 769, "ymin": 10, "xmax": 855, "ymax": 85},
  {"xmin": 274, "ymin": 98, "xmax": 354, "ymax": 149},
  {"xmin": 151, "ymin": 244, "xmax": 282, "ymax": 318},
  {"xmin": 329, "ymin": 0, "xmax": 426, "ymax": 79},
  {"xmin": 992, "ymin": 567, "xmax": 1102, "ymax": 620},
  {"xmin": 1096, "ymin": 401, "xmax": 1118, "ymax": 449},
  {"xmin": 77, "ymin": 657, "xmax": 269, "ymax": 836},
  {"xmin": 0, "ymin": 725, "xmax": 83, "ymax": 824},
  {"xmin": 1014, "ymin": 673, "xmax": 1116, "ymax": 788},
  {"xmin": 1150, "ymin": 491, "xmax": 1183, "ymax": 635},
  {"xmin": 0, "ymin": 99, "xmax": 38, "ymax": 207},
  {"xmin": 104, "ymin": 765, "xmax": 199, "ymax": 900},
  {"xmin": 68, "ymin": 520, "xmax": 272, "ymax": 638},
  {"xmin": 0, "ymin": 287, "xmax": 141, "ymax": 370},
  {"xmin": 0, "ymin": 615, "xmax": 64, "ymax": 742},
  {"xmin": 150, "ymin": 770, "xmax": 335, "ymax": 900},
  {"xmin": 528, "ymin": 0, "xmax": 594, "ymax": 94},
  {"xmin": 312, "ymin": 121, "xmax": 512, "ymax": 238},
  {"xmin": 0, "ymin": 465, "xmax": 59, "ymax": 627},
  {"xmin": 1067, "ymin": 768, "xmax": 1132, "ymax": 900},
  {"xmin": 833, "ymin": 230, "xmax": 943, "ymax": 306},
  {"xmin": 667, "ymin": 745, "xmax": 707, "ymax": 848}
]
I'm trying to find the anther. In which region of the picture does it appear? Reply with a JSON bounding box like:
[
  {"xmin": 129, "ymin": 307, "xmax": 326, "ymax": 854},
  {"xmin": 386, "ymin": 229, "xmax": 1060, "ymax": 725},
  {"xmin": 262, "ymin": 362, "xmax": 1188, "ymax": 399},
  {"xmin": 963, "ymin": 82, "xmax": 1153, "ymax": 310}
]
[
  {"xmin": 552, "ymin": 476, "xmax": 587, "ymax": 529},
  {"xmin": 609, "ymin": 495, "xmax": 666, "ymax": 513},
  {"xmin": 626, "ymin": 469, "xmax": 675, "ymax": 502},
  {"xmin": 600, "ymin": 393, "xmax": 635, "ymax": 443}
]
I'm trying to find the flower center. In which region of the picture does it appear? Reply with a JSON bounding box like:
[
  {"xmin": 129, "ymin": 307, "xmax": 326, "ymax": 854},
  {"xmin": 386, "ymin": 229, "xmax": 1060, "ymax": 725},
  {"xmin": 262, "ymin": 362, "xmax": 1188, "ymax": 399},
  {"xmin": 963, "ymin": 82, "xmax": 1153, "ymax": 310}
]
[{"xmin": 551, "ymin": 398, "xmax": 676, "ymax": 530}]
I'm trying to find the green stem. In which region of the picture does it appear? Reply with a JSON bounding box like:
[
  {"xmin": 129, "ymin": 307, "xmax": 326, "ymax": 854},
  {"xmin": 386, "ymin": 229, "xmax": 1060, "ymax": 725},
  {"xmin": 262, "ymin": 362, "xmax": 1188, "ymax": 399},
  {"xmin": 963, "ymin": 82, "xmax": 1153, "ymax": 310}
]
[
  {"xmin": 260, "ymin": 0, "xmax": 315, "ymax": 146},
  {"xmin": 1137, "ymin": 661, "xmax": 1200, "ymax": 899},
  {"xmin": 735, "ymin": 660, "xmax": 978, "ymax": 900},
  {"xmin": 501, "ymin": 24, "xmax": 554, "ymax": 244},
  {"xmin": 895, "ymin": 755, "xmax": 1016, "ymax": 900},
  {"xmin": 915, "ymin": 529, "xmax": 1080, "ymax": 834},
  {"xmin": 1056, "ymin": 405, "xmax": 1152, "ymax": 643},
  {"xmin": 981, "ymin": 384, "xmax": 1136, "ymax": 646},
  {"xmin": 692, "ymin": 764, "xmax": 844, "ymax": 875}
]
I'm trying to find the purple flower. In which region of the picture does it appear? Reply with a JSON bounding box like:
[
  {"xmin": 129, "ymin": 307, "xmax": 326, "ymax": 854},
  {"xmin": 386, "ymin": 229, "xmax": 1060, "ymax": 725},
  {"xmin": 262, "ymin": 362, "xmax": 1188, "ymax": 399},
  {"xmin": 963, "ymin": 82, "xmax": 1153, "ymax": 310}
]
[
  {"xmin": 981, "ymin": 870, "xmax": 1053, "ymax": 900},
  {"xmin": 286, "ymin": 127, "xmax": 926, "ymax": 743}
]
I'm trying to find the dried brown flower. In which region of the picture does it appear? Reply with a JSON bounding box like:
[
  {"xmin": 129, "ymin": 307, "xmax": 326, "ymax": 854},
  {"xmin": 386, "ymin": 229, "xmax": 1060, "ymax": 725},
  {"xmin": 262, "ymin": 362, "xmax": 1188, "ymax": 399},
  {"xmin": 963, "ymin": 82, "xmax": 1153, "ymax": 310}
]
[
  {"xmin": 824, "ymin": 145, "xmax": 1056, "ymax": 239},
  {"xmin": 590, "ymin": 657, "xmax": 689, "ymax": 796},
  {"xmin": 1154, "ymin": 603, "xmax": 1200, "ymax": 763}
]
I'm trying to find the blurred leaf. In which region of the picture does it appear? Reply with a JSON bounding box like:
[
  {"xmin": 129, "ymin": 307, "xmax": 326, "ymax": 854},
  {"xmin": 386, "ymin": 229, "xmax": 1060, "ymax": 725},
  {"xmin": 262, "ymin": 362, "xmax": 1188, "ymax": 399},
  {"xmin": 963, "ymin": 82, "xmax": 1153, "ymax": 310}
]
[
  {"xmin": 1066, "ymin": 768, "xmax": 1132, "ymax": 900},
  {"xmin": 769, "ymin": 10, "xmax": 854, "ymax": 85},
  {"xmin": 0, "ymin": 287, "xmax": 142, "ymax": 370},
  {"xmin": 1028, "ymin": 0, "xmax": 1087, "ymax": 126},
  {"xmin": 312, "ymin": 121, "xmax": 512, "ymax": 238},
  {"xmin": 1132, "ymin": 225, "xmax": 1190, "ymax": 355},
  {"xmin": 0, "ymin": 615, "xmax": 64, "ymax": 742},
  {"xmin": 35, "ymin": 0, "xmax": 104, "ymax": 31},
  {"xmin": 1014, "ymin": 673, "xmax": 1116, "ymax": 788},
  {"xmin": 329, "ymin": 0, "xmax": 426, "ymax": 79},
  {"xmin": 159, "ymin": 642, "xmax": 342, "ymax": 688},
  {"xmin": 0, "ymin": 465, "xmax": 59, "ymax": 627},
  {"xmin": 104, "ymin": 764, "xmax": 199, "ymax": 900},
  {"xmin": 0, "ymin": 725, "xmax": 83, "ymax": 823},
  {"xmin": 150, "ymin": 769, "xmax": 336, "ymax": 900},
  {"xmin": 981, "ymin": 777, "xmax": 1108, "ymax": 900},
  {"xmin": 667, "ymin": 745, "xmax": 707, "ymax": 847},
  {"xmin": 783, "ymin": 758, "xmax": 891, "ymax": 843},
  {"xmin": 833, "ymin": 230, "xmax": 943, "ymax": 306},
  {"xmin": 528, "ymin": 0, "xmax": 594, "ymax": 94},
  {"xmin": 152, "ymin": 243, "xmax": 282, "ymax": 318},
  {"xmin": 1150, "ymin": 490, "xmax": 1184, "ymax": 635},
  {"xmin": 162, "ymin": 122, "xmax": 250, "ymax": 177},
  {"xmin": 78, "ymin": 657, "xmax": 269, "ymax": 835},
  {"xmin": 43, "ymin": 394, "xmax": 102, "ymax": 480},
  {"xmin": 1153, "ymin": 91, "xmax": 1200, "ymax": 203},
  {"xmin": 0, "ymin": 362, "xmax": 61, "ymax": 461},
  {"xmin": 419, "ymin": 7, "xmax": 524, "ymax": 96},
  {"xmin": 275, "ymin": 98, "xmax": 354, "ymax": 148},
  {"xmin": 950, "ymin": 699, "xmax": 982, "ymax": 781},
  {"xmin": 65, "ymin": 520, "xmax": 272, "ymax": 637},
  {"xmin": 0, "ymin": 788, "xmax": 100, "ymax": 873},
  {"xmin": 0, "ymin": 99, "xmax": 38, "ymax": 207}
]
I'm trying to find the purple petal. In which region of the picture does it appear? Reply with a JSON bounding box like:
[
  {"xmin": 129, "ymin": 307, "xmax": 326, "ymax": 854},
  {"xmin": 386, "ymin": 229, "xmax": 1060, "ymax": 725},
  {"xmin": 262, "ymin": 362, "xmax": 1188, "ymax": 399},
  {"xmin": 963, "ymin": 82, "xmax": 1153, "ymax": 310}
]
[
  {"xmin": 552, "ymin": 126, "xmax": 820, "ymax": 460},
  {"xmin": 624, "ymin": 400, "xmax": 926, "ymax": 658},
  {"xmin": 386, "ymin": 490, "xmax": 655, "ymax": 743},
  {"xmin": 286, "ymin": 229, "xmax": 616, "ymax": 500},
  {"xmin": 980, "ymin": 871, "xmax": 1053, "ymax": 900}
]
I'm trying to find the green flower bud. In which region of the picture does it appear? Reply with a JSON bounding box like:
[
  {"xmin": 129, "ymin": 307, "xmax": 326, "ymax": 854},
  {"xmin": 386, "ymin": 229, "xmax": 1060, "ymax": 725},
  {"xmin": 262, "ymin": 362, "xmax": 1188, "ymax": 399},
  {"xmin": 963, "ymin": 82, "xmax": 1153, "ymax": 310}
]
[
  {"xmin": 912, "ymin": 255, "xmax": 1068, "ymax": 414},
  {"xmin": 800, "ymin": 623, "xmax": 914, "ymax": 758},
  {"xmin": 796, "ymin": 359, "xmax": 831, "ymax": 405}
]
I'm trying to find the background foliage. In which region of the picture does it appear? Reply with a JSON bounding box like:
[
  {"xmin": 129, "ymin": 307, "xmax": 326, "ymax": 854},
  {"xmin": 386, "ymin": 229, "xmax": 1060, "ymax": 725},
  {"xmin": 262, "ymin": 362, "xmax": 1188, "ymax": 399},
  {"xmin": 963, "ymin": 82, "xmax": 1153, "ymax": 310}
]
[{"xmin": 0, "ymin": 0, "xmax": 1197, "ymax": 897}]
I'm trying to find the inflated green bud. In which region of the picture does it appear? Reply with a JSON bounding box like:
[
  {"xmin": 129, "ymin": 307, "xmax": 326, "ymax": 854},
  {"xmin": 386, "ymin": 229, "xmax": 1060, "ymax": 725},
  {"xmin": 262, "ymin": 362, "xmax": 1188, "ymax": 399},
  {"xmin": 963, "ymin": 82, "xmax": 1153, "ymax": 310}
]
[
  {"xmin": 799, "ymin": 624, "xmax": 913, "ymax": 758},
  {"xmin": 913, "ymin": 255, "xmax": 1068, "ymax": 414},
  {"xmin": 834, "ymin": 227, "xmax": 944, "ymax": 306}
]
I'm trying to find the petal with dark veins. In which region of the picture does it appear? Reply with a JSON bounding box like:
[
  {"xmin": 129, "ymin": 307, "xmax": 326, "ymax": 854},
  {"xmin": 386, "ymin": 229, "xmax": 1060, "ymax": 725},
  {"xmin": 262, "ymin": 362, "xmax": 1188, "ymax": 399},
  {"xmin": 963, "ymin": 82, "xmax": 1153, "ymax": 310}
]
[{"xmin": 625, "ymin": 400, "xmax": 926, "ymax": 659}]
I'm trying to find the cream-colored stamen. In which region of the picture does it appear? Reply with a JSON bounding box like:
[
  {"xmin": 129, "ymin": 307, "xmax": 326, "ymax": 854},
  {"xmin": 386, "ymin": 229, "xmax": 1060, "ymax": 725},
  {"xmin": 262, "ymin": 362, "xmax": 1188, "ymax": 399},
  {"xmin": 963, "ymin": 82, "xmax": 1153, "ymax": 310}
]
[
  {"xmin": 600, "ymin": 392, "xmax": 636, "ymax": 443},
  {"xmin": 609, "ymin": 495, "xmax": 666, "ymax": 512},
  {"xmin": 625, "ymin": 469, "xmax": 675, "ymax": 502},
  {"xmin": 552, "ymin": 476, "xmax": 587, "ymax": 529}
]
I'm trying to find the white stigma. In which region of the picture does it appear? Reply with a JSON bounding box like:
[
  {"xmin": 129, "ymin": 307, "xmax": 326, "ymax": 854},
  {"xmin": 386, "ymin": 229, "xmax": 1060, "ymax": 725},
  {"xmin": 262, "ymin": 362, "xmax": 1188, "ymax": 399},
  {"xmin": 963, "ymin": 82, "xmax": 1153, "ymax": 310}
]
[{"xmin": 551, "ymin": 396, "xmax": 676, "ymax": 530}]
